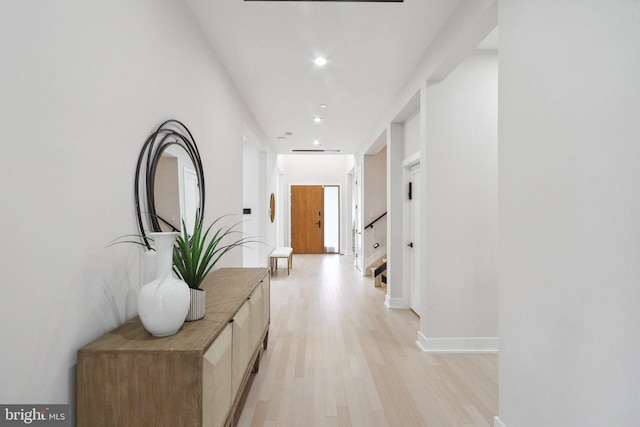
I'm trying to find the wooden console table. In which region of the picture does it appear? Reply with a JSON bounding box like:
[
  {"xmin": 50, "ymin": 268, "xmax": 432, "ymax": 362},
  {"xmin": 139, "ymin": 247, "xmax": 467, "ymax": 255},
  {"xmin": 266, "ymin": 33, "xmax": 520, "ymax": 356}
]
[{"xmin": 76, "ymin": 268, "xmax": 270, "ymax": 427}]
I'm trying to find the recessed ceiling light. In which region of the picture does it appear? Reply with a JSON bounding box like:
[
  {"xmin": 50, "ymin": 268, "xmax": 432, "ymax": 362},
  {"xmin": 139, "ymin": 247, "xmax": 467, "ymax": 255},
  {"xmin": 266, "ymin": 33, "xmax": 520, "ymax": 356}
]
[
  {"xmin": 313, "ymin": 116, "xmax": 323, "ymax": 123},
  {"xmin": 313, "ymin": 140, "xmax": 321, "ymax": 146},
  {"xmin": 313, "ymin": 56, "xmax": 327, "ymax": 67},
  {"xmin": 320, "ymin": 104, "xmax": 327, "ymax": 108}
]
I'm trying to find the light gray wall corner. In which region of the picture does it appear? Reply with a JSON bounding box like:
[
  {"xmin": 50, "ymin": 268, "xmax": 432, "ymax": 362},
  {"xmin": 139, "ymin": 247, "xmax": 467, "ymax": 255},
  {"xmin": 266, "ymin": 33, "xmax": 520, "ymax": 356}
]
[{"xmin": 386, "ymin": 123, "xmax": 405, "ymax": 302}]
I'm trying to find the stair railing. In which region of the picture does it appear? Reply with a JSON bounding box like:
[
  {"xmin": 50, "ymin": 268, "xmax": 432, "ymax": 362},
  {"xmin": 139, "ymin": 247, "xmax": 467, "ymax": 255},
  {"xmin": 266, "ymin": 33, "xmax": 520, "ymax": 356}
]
[{"xmin": 364, "ymin": 212, "xmax": 387, "ymax": 229}]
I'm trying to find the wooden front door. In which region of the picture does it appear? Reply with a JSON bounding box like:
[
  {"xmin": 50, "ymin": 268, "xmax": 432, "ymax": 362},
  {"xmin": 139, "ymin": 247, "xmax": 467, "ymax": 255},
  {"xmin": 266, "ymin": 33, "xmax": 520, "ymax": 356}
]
[{"xmin": 291, "ymin": 185, "xmax": 324, "ymax": 254}]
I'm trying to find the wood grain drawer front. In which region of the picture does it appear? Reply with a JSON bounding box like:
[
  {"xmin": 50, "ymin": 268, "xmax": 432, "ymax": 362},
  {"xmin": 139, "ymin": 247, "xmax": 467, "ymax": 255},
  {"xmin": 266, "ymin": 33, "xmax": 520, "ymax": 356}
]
[
  {"xmin": 248, "ymin": 284, "xmax": 263, "ymax": 350},
  {"xmin": 231, "ymin": 301, "xmax": 251, "ymax": 397},
  {"xmin": 77, "ymin": 352, "xmax": 200, "ymax": 427},
  {"xmin": 261, "ymin": 276, "xmax": 270, "ymax": 335},
  {"xmin": 203, "ymin": 323, "xmax": 232, "ymax": 427}
]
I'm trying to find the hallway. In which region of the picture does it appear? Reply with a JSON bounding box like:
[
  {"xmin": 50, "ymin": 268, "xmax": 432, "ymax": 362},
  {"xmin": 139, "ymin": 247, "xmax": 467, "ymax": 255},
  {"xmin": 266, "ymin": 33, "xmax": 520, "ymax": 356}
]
[{"xmin": 237, "ymin": 255, "xmax": 497, "ymax": 427}]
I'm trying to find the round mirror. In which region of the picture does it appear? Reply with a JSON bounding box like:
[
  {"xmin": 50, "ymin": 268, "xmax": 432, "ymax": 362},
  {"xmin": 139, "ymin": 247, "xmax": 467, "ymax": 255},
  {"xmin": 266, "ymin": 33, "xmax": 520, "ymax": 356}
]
[
  {"xmin": 269, "ymin": 193, "xmax": 275, "ymax": 223},
  {"xmin": 135, "ymin": 120, "xmax": 205, "ymax": 249}
]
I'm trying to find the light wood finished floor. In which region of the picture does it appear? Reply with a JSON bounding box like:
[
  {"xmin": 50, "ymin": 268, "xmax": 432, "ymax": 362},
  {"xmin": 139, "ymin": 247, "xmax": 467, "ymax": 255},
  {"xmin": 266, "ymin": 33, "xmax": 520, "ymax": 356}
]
[{"xmin": 237, "ymin": 255, "xmax": 497, "ymax": 427}]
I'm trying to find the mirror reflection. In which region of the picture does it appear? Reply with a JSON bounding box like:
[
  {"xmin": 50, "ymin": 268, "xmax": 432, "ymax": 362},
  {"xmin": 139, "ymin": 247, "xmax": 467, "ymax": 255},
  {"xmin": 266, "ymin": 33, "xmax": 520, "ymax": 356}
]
[{"xmin": 154, "ymin": 146, "xmax": 200, "ymax": 235}]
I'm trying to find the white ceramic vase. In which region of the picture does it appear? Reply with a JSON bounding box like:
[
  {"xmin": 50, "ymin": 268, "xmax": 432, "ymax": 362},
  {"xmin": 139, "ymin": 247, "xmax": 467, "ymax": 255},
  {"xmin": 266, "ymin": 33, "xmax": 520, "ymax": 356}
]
[{"xmin": 138, "ymin": 232, "xmax": 190, "ymax": 337}]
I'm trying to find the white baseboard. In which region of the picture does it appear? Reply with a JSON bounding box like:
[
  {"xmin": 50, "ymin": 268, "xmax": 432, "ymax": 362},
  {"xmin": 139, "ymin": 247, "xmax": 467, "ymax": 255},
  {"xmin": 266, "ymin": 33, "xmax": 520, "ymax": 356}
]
[
  {"xmin": 384, "ymin": 295, "xmax": 406, "ymax": 309},
  {"xmin": 416, "ymin": 332, "xmax": 498, "ymax": 353},
  {"xmin": 494, "ymin": 416, "xmax": 507, "ymax": 427},
  {"xmin": 416, "ymin": 331, "xmax": 429, "ymax": 351}
]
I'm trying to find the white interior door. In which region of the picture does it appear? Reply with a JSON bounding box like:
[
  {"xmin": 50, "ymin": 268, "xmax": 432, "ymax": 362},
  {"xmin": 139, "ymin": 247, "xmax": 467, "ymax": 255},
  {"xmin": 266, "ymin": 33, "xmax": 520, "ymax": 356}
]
[{"xmin": 409, "ymin": 166, "xmax": 421, "ymax": 315}]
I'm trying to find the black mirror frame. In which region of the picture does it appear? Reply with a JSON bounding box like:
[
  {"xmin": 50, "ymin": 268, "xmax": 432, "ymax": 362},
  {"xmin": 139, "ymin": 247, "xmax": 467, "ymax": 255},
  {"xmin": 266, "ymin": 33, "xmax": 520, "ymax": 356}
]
[{"xmin": 134, "ymin": 120, "xmax": 205, "ymax": 250}]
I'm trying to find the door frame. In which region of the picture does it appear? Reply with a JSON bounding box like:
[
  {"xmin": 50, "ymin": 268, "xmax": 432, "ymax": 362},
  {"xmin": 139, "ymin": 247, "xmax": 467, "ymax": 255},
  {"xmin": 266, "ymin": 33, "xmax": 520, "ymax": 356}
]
[
  {"xmin": 288, "ymin": 182, "xmax": 342, "ymax": 254},
  {"xmin": 403, "ymin": 153, "xmax": 421, "ymax": 315},
  {"xmin": 290, "ymin": 185, "xmax": 325, "ymax": 254},
  {"xmin": 353, "ymin": 165, "xmax": 363, "ymax": 272}
]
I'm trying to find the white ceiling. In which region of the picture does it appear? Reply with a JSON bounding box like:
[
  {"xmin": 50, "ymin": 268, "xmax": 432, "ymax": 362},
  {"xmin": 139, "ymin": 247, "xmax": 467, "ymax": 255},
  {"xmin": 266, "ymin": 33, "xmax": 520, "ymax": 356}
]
[{"xmin": 185, "ymin": 0, "xmax": 461, "ymax": 155}]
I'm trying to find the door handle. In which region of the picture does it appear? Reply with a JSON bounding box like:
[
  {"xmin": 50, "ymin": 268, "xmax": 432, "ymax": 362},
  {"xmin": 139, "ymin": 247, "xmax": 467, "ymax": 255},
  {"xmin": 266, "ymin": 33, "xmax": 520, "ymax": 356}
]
[
  {"xmin": 408, "ymin": 242, "xmax": 414, "ymax": 248},
  {"xmin": 316, "ymin": 220, "xmax": 321, "ymax": 228}
]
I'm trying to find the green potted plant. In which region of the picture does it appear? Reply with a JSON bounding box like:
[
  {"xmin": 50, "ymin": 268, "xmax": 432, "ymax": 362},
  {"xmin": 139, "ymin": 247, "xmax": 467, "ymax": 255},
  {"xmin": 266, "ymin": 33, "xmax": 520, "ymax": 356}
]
[{"xmin": 174, "ymin": 212, "xmax": 256, "ymax": 321}]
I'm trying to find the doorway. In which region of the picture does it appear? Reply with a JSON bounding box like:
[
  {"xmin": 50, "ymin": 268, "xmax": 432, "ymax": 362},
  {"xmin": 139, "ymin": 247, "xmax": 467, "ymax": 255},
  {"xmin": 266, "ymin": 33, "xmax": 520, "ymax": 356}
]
[
  {"xmin": 408, "ymin": 163, "xmax": 421, "ymax": 316},
  {"xmin": 291, "ymin": 185, "xmax": 340, "ymax": 254},
  {"xmin": 354, "ymin": 166, "xmax": 363, "ymax": 271},
  {"xmin": 242, "ymin": 135, "xmax": 267, "ymax": 268}
]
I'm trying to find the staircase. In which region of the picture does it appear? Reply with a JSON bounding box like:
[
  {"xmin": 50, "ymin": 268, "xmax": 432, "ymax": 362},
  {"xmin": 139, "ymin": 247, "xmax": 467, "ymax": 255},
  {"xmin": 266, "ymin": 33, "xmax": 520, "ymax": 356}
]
[
  {"xmin": 364, "ymin": 212, "xmax": 388, "ymax": 287},
  {"xmin": 368, "ymin": 257, "xmax": 387, "ymax": 287}
]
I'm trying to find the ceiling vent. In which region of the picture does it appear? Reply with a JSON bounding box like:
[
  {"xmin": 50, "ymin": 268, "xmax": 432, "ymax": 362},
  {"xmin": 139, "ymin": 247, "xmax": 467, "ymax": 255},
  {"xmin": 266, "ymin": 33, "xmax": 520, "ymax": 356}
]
[
  {"xmin": 245, "ymin": 1, "xmax": 402, "ymax": 2},
  {"xmin": 292, "ymin": 149, "xmax": 341, "ymax": 153}
]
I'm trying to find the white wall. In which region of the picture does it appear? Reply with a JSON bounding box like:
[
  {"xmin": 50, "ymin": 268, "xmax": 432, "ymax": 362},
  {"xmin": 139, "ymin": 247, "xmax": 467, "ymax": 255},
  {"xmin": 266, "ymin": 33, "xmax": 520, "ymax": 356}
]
[
  {"xmin": 356, "ymin": 0, "xmax": 496, "ymax": 160},
  {"xmin": 402, "ymin": 112, "xmax": 420, "ymax": 304},
  {"xmin": 0, "ymin": 0, "xmax": 273, "ymax": 414},
  {"xmin": 279, "ymin": 154, "xmax": 352, "ymax": 254},
  {"xmin": 243, "ymin": 124, "xmax": 277, "ymax": 268},
  {"xmin": 363, "ymin": 147, "xmax": 388, "ymax": 267},
  {"xmin": 403, "ymin": 111, "xmax": 420, "ymax": 159},
  {"xmin": 498, "ymin": 1, "xmax": 640, "ymax": 426},
  {"xmin": 418, "ymin": 50, "xmax": 498, "ymax": 352},
  {"xmin": 242, "ymin": 140, "xmax": 262, "ymax": 267}
]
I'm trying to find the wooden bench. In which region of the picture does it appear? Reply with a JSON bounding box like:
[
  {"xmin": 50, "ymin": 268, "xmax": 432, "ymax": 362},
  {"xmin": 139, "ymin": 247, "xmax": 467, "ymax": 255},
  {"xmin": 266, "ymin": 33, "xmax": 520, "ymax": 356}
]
[{"xmin": 270, "ymin": 247, "xmax": 293, "ymax": 275}]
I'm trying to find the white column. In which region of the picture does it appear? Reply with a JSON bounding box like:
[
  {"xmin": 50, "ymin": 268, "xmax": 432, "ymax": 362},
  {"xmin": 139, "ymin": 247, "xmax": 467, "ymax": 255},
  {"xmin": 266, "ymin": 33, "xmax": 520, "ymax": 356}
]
[
  {"xmin": 385, "ymin": 123, "xmax": 406, "ymax": 308},
  {"xmin": 417, "ymin": 51, "xmax": 498, "ymax": 353},
  {"xmin": 498, "ymin": 1, "xmax": 640, "ymax": 425},
  {"xmin": 417, "ymin": 82, "xmax": 430, "ymax": 349}
]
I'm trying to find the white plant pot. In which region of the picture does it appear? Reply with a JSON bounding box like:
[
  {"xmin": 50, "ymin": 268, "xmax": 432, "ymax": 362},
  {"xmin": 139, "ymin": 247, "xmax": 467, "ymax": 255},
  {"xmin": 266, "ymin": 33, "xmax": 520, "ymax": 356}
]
[
  {"xmin": 138, "ymin": 232, "xmax": 190, "ymax": 337},
  {"xmin": 185, "ymin": 288, "xmax": 206, "ymax": 321}
]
